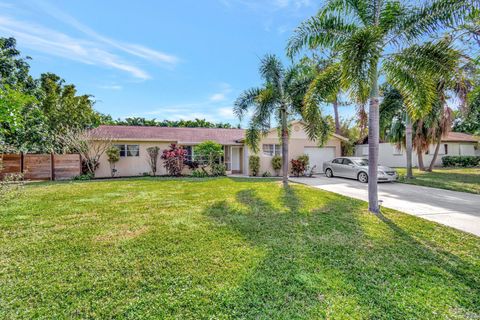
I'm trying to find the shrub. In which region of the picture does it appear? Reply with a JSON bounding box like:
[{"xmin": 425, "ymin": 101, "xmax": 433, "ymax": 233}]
[
  {"xmin": 194, "ymin": 141, "xmax": 224, "ymax": 175},
  {"xmin": 106, "ymin": 146, "xmax": 120, "ymax": 177},
  {"xmin": 262, "ymin": 171, "xmax": 272, "ymax": 177},
  {"xmin": 290, "ymin": 155, "xmax": 309, "ymax": 177},
  {"xmin": 442, "ymin": 156, "xmax": 480, "ymax": 167},
  {"xmin": 73, "ymin": 173, "xmax": 93, "ymax": 180},
  {"xmin": 191, "ymin": 169, "xmax": 208, "ymax": 178},
  {"xmin": 249, "ymin": 155, "xmax": 260, "ymax": 176},
  {"xmin": 211, "ymin": 163, "xmax": 227, "ymax": 176},
  {"xmin": 161, "ymin": 144, "xmax": 187, "ymax": 176},
  {"xmin": 146, "ymin": 146, "xmax": 160, "ymax": 176},
  {"xmin": 298, "ymin": 154, "xmax": 309, "ymax": 168},
  {"xmin": 271, "ymin": 155, "xmax": 282, "ymax": 176}
]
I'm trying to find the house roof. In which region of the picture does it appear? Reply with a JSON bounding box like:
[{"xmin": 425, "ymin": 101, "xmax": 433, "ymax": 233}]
[
  {"xmin": 90, "ymin": 125, "xmax": 245, "ymax": 145},
  {"xmin": 441, "ymin": 132, "xmax": 479, "ymax": 143}
]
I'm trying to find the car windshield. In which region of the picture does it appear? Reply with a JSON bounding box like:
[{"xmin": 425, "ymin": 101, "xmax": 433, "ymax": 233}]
[{"xmin": 354, "ymin": 159, "xmax": 369, "ymax": 166}]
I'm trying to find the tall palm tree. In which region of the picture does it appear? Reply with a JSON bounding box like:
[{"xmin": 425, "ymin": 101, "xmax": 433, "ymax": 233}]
[
  {"xmin": 287, "ymin": 0, "xmax": 475, "ymax": 213},
  {"xmin": 234, "ymin": 54, "xmax": 330, "ymax": 187}
]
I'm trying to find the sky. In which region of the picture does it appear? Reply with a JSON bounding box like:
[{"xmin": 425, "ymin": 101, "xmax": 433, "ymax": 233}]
[{"xmin": 0, "ymin": 0, "xmax": 358, "ymax": 126}]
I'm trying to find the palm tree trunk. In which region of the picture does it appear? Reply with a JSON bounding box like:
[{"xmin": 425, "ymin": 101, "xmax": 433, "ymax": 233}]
[
  {"xmin": 405, "ymin": 114, "xmax": 414, "ymax": 179},
  {"xmin": 281, "ymin": 106, "xmax": 289, "ymax": 187},
  {"xmin": 417, "ymin": 151, "xmax": 425, "ymax": 171},
  {"xmin": 333, "ymin": 97, "xmax": 340, "ymax": 134},
  {"xmin": 427, "ymin": 141, "xmax": 441, "ymax": 172},
  {"xmin": 368, "ymin": 65, "xmax": 380, "ymax": 214}
]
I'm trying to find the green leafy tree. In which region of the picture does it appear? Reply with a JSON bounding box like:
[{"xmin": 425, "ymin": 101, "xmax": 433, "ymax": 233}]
[
  {"xmin": 235, "ymin": 54, "xmax": 330, "ymax": 187},
  {"xmin": 106, "ymin": 146, "xmax": 120, "ymax": 177},
  {"xmin": 248, "ymin": 155, "xmax": 260, "ymax": 177},
  {"xmin": 271, "ymin": 155, "xmax": 282, "ymax": 176},
  {"xmin": 287, "ymin": 0, "xmax": 475, "ymax": 213},
  {"xmin": 194, "ymin": 140, "xmax": 224, "ymax": 175}
]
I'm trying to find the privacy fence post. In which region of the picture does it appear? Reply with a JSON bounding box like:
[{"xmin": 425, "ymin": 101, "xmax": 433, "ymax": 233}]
[
  {"xmin": 50, "ymin": 153, "xmax": 54, "ymax": 181},
  {"xmin": 20, "ymin": 152, "xmax": 24, "ymax": 174}
]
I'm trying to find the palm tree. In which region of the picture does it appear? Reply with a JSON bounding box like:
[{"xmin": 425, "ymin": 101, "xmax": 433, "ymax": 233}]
[
  {"xmin": 287, "ymin": 0, "xmax": 475, "ymax": 213},
  {"xmin": 234, "ymin": 54, "xmax": 330, "ymax": 187}
]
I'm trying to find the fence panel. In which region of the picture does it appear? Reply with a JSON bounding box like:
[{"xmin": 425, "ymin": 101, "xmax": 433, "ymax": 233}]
[
  {"xmin": 0, "ymin": 154, "xmax": 22, "ymax": 178},
  {"xmin": 54, "ymin": 154, "xmax": 81, "ymax": 180},
  {"xmin": 23, "ymin": 154, "xmax": 52, "ymax": 180}
]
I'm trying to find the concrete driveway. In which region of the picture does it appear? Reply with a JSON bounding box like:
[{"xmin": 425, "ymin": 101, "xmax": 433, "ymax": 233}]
[{"xmin": 291, "ymin": 175, "xmax": 480, "ymax": 237}]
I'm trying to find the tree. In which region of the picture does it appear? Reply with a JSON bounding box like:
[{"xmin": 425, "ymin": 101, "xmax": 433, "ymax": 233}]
[
  {"xmin": 106, "ymin": 146, "xmax": 120, "ymax": 177},
  {"xmin": 194, "ymin": 140, "xmax": 224, "ymax": 175},
  {"xmin": 59, "ymin": 128, "xmax": 113, "ymax": 177},
  {"xmin": 235, "ymin": 54, "xmax": 330, "ymax": 187},
  {"xmin": 146, "ymin": 146, "xmax": 160, "ymax": 176},
  {"xmin": 287, "ymin": 0, "xmax": 475, "ymax": 213}
]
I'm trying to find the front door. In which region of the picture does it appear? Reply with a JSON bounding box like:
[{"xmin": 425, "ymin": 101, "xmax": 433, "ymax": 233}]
[{"xmin": 231, "ymin": 147, "xmax": 241, "ymax": 173}]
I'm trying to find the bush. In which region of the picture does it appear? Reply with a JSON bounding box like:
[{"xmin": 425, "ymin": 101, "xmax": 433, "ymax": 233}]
[
  {"xmin": 161, "ymin": 144, "xmax": 187, "ymax": 176},
  {"xmin": 262, "ymin": 171, "xmax": 271, "ymax": 177},
  {"xmin": 298, "ymin": 154, "xmax": 309, "ymax": 168},
  {"xmin": 442, "ymin": 156, "xmax": 480, "ymax": 167},
  {"xmin": 211, "ymin": 163, "xmax": 226, "ymax": 176},
  {"xmin": 290, "ymin": 155, "xmax": 309, "ymax": 177},
  {"xmin": 191, "ymin": 169, "xmax": 208, "ymax": 178},
  {"xmin": 73, "ymin": 173, "xmax": 94, "ymax": 180},
  {"xmin": 249, "ymin": 155, "xmax": 260, "ymax": 176},
  {"xmin": 271, "ymin": 155, "xmax": 282, "ymax": 176}
]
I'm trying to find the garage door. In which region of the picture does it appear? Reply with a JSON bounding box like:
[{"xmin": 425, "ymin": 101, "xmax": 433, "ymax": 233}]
[{"xmin": 304, "ymin": 147, "xmax": 336, "ymax": 173}]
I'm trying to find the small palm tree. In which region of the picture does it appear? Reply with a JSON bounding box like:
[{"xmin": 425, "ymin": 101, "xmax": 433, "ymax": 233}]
[
  {"xmin": 287, "ymin": 0, "xmax": 476, "ymax": 213},
  {"xmin": 234, "ymin": 54, "xmax": 330, "ymax": 187}
]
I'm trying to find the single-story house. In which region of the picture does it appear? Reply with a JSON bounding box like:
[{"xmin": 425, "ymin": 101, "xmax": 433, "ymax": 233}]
[
  {"xmin": 91, "ymin": 121, "xmax": 347, "ymax": 178},
  {"xmin": 355, "ymin": 132, "xmax": 479, "ymax": 168}
]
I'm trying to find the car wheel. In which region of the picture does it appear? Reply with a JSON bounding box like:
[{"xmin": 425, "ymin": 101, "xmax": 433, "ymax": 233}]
[
  {"xmin": 358, "ymin": 172, "xmax": 368, "ymax": 183},
  {"xmin": 325, "ymin": 168, "xmax": 333, "ymax": 178}
]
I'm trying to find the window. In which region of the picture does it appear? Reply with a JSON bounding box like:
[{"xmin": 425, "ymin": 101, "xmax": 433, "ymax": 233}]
[
  {"xmin": 444, "ymin": 144, "xmax": 448, "ymax": 155},
  {"xmin": 342, "ymin": 159, "xmax": 353, "ymax": 165},
  {"xmin": 114, "ymin": 144, "xmax": 139, "ymax": 157},
  {"xmin": 184, "ymin": 146, "xmax": 194, "ymax": 160},
  {"xmin": 127, "ymin": 145, "xmax": 140, "ymax": 157},
  {"xmin": 332, "ymin": 158, "xmax": 343, "ymax": 164},
  {"xmin": 262, "ymin": 144, "xmax": 281, "ymax": 156},
  {"xmin": 114, "ymin": 144, "xmax": 126, "ymax": 157}
]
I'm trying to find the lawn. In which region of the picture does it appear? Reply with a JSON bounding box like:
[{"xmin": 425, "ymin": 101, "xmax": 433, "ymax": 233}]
[
  {"xmin": 396, "ymin": 167, "xmax": 480, "ymax": 194},
  {"xmin": 1, "ymin": 178, "xmax": 479, "ymax": 319}
]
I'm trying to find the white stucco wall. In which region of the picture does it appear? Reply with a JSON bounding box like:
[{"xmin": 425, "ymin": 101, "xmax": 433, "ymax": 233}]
[
  {"xmin": 355, "ymin": 142, "xmax": 477, "ymax": 167},
  {"xmin": 246, "ymin": 122, "xmax": 343, "ymax": 176}
]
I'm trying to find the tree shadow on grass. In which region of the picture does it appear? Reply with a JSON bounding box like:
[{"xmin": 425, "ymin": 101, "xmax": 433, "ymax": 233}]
[{"xmin": 203, "ymin": 186, "xmax": 480, "ymax": 319}]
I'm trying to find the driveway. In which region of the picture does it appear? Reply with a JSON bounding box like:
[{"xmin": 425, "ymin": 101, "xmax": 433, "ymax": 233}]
[{"xmin": 291, "ymin": 175, "xmax": 480, "ymax": 237}]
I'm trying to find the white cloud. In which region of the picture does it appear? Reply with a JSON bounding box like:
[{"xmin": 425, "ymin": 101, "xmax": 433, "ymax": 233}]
[
  {"xmin": 0, "ymin": 16, "xmax": 151, "ymax": 79},
  {"xmin": 99, "ymin": 84, "xmax": 123, "ymax": 90},
  {"xmin": 218, "ymin": 107, "xmax": 235, "ymax": 119},
  {"xmin": 209, "ymin": 93, "xmax": 226, "ymax": 102},
  {"xmin": 31, "ymin": 0, "xmax": 179, "ymax": 66},
  {"xmin": 209, "ymin": 83, "xmax": 232, "ymax": 102}
]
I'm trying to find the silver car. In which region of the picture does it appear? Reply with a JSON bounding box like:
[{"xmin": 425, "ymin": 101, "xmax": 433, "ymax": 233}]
[{"xmin": 323, "ymin": 157, "xmax": 398, "ymax": 183}]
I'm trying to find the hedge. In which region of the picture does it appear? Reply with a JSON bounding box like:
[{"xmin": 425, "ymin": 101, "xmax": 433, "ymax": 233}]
[{"xmin": 442, "ymin": 156, "xmax": 480, "ymax": 167}]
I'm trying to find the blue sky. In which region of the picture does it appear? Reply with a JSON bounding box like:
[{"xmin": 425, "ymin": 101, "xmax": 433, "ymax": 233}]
[{"xmin": 0, "ymin": 0, "xmax": 357, "ymax": 126}]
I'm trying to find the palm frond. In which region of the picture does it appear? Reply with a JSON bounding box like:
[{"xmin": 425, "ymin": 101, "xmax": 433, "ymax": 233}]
[
  {"xmin": 320, "ymin": 0, "xmax": 371, "ymax": 25},
  {"xmin": 233, "ymin": 87, "xmax": 262, "ymax": 120},
  {"xmin": 259, "ymin": 55, "xmax": 284, "ymax": 91},
  {"xmin": 340, "ymin": 26, "xmax": 382, "ymax": 104},
  {"xmin": 392, "ymin": 0, "xmax": 479, "ymax": 44},
  {"xmin": 287, "ymin": 13, "xmax": 357, "ymax": 58}
]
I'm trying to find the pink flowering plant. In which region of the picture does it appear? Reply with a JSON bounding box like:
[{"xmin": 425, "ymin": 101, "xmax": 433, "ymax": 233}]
[{"xmin": 161, "ymin": 144, "xmax": 187, "ymax": 176}]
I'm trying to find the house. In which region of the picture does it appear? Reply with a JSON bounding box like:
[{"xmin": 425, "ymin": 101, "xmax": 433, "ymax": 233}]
[
  {"xmin": 354, "ymin": 132, "xmax": 479, "ymax": 168},
  {"xmin": 91, "ymin": 121, "xmax": 347, "ymax": 178}
]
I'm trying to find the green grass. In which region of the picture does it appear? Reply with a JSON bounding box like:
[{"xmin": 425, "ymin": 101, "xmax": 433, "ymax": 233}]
[
  {"xmin": 1, "ymin": 177, "xmax": 479, "ymax": 319},
  {"xmin": 396, "ymin": 167, "xmax": 480, "ymax": 194}
]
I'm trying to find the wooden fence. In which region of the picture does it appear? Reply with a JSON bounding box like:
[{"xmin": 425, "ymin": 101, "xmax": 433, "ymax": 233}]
[{"xmin": 0, "ymin": 153, "xmax": 81, "ymax": 181}]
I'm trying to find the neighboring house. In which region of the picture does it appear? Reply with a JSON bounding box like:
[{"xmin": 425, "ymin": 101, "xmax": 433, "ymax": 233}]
[
  {"xmin": 91, "ymin": 121, "xmax": 347, "ymax": 178},
  {"xmin": 355, "ymin": 132, "xmax": 479, "ymax": 168}
]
